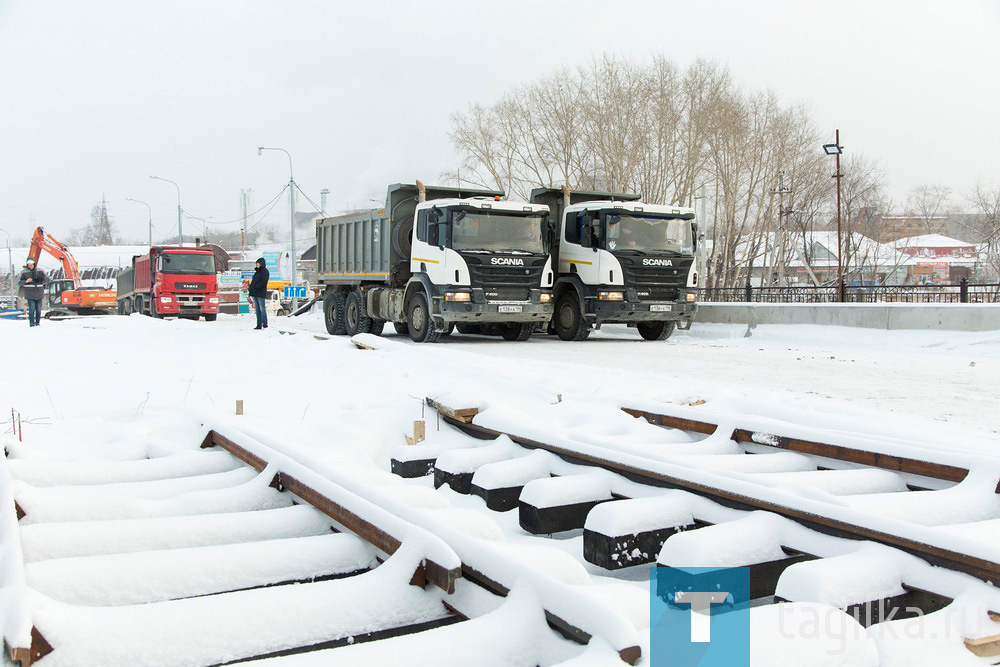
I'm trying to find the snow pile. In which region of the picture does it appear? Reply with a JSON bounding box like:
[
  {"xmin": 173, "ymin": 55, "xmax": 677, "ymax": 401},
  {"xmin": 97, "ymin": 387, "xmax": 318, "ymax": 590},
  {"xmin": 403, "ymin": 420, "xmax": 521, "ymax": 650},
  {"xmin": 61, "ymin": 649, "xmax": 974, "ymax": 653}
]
[
  {"xmin": 776, "ymin": 545, "xmax": 906, "ymax": 608},
  {"xmin": 585, "ymin": 496, "xmax": 695, "ymax": 537},
  {"xmin": 519, "ymin": 470, "xmax": 614, "ymax": 509},
  {"xmin": 471, "ymin": 450, "xmax": 555, "ymax": 490},
  {"xmin": 749, "ymin": 602, "xmax": 880, "ymax": 666},
  {"xmin": 434, "ymin": 437, "xmax": 522, "ymax": 475},
  {"xmin": 26, "ymin": 533, "xmax": 377, "ymax": 606},
  {"xmin": 657, "ymin": 512, "xmax": 788, "ymax": 568}
]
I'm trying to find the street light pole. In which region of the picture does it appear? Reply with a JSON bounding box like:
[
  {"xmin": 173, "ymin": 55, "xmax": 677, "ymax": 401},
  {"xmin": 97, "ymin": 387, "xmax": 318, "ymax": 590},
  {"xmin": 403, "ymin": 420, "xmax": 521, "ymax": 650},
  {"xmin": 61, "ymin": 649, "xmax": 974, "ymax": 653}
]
[
  {"xmin": 150, "ymin": 175, "xmax": 183, "ymax": 245},
  {"xmin": 126, "ymin": 198, "xmax": 153, "ymax": 246},
  {"xmin": 0, "ymin": 228, "xmax": 13, "ymax": 301},
  {"xmin": 823, "ymin": 131, "xmax": 845, "ymax": 301},
  {"xmin": 257, "ymin": 146, "xmax": 298, "ymax": 314}
]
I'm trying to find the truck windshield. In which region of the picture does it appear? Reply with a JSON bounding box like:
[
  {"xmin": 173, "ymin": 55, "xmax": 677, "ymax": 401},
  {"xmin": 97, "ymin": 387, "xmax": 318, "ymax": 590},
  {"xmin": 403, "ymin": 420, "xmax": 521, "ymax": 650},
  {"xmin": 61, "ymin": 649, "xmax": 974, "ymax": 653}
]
[
  {"xmin": 605, "ymin": 213, "xmax": 693, "ymax": 254},
  {"xmin": 161, "ymin": 253, "xmax": 216, "ymax": 275},
  {"xmin": 451, "ymin": 209, "xmax": 546, "ymax": 254}
]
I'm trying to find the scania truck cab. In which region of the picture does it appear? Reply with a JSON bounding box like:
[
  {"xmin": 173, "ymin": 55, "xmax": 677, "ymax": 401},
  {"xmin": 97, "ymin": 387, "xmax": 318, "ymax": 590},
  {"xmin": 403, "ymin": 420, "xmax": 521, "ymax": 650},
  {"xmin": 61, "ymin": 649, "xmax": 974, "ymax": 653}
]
[
  {"xmin": 316, "ymin": 182, "xmax": 554, "ymax": 343},
  {"xmin": 530, "ymin": 187, "xmax": 698, "ymax": 341}
]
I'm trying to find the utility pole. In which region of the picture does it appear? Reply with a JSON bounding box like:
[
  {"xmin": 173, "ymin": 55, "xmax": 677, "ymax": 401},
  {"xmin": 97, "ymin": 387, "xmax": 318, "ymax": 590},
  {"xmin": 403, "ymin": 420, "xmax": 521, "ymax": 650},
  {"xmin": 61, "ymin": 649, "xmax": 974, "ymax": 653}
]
[
  {"xmin": 126, "ymin": 198, "xmax": 153, "ymax": 246},
  {"xmin": 823, "ymin": 131, "xmax": 845, "ymax": 300},
  {"xmin": 150, "ymin": 176, "xmax": 183, "ymax": 245},
  {"xmin": 0, "ymin": 228, "xmax": 13, "ymax": 301},
  {"xmin": 240, "ymin": 190, "xmax": 248, "ymax": 260},
  {"xmin": 771, "ymin": 173, "xmax": 793, "ymax": 285},
  {"xmin": 258, "ymin": 147, "xmax": 297, "ymax": 313}
]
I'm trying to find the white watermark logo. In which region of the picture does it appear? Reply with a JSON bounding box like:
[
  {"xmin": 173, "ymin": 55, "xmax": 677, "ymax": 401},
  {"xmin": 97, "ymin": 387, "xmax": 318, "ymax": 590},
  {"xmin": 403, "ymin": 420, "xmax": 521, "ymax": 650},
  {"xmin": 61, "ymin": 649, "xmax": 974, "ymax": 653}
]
[{"xmin": 674, "ymin": 591, "xmax": 730, "ymax": 642}]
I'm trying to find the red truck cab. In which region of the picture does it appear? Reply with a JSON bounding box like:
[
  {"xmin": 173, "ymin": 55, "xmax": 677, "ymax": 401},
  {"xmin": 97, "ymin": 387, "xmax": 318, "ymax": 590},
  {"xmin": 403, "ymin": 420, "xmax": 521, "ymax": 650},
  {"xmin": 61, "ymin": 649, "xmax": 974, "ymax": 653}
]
[{"xmin": 117, "ymin": 246, "xmax": 220, "ymax": 320}]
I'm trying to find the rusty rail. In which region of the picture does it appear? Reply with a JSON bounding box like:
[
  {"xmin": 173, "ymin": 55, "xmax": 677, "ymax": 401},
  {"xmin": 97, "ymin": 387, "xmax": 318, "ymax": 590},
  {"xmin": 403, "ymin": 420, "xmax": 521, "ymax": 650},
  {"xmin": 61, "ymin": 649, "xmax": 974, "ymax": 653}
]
[
  {"xmin": 200, "ymin": 430, "xmax": 460, "ymax": 593},
  {"xmin": 439, "ymin": 414, "xmax": 1000, "ymax": 584},
  {"xmin": 621, "ymin": 407, "xmax": 970, "ymax": 484}
]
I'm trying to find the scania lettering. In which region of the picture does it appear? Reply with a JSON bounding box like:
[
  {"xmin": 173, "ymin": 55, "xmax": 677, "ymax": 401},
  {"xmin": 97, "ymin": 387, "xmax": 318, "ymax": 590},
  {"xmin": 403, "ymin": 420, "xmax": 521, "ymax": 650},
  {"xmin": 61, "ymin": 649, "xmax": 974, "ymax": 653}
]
[
  {"xmin": 116, "ymin": 246, "xmax": 220, "ymax": 321},
  {"xmin": 530, "ymin": 187, "xmax": 698, "ymax": 341},
  {"xmin": 315, "ymin": 182, "xmax": 554, "ymax": 343}
]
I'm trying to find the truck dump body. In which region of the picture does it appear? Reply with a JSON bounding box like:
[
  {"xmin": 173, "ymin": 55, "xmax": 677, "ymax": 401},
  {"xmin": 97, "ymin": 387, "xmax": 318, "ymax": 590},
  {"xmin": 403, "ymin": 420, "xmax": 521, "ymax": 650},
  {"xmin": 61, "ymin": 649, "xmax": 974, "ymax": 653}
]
[{"xmin": 316, "ymin": 210, "xmax": 392, "ymax": 284}]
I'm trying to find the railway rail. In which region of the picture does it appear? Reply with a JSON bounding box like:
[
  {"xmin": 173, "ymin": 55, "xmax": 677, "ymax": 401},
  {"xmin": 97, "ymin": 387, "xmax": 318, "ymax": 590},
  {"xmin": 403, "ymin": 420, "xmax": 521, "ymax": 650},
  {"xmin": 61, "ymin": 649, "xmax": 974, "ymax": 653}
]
[
  {"xmin": 2, "ymin": 421, "xmax": 640, "ymax": 666},
  {"xmin": 392, "ymin": 394, "xmax": 1000, "ymax": 661}
]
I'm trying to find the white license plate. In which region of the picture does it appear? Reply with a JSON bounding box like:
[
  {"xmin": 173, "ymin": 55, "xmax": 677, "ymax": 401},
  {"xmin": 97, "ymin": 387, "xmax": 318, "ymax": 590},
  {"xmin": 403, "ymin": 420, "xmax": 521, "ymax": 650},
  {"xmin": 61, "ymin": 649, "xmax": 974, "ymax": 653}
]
[
  {"xmin": 650, "ymin": 304, "xmax": 672, "ymax": 312},
  {"xmin": 498, "ymin": 305, "xmax": 523, "ymax": 313}
]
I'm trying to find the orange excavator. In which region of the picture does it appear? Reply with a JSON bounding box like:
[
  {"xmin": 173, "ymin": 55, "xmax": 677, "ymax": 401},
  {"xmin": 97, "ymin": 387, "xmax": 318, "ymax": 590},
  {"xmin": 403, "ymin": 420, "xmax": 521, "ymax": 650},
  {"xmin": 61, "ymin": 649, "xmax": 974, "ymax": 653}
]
[{"xmin": 28, "ymin": 227, "xmax": 118, "ymax": 315}]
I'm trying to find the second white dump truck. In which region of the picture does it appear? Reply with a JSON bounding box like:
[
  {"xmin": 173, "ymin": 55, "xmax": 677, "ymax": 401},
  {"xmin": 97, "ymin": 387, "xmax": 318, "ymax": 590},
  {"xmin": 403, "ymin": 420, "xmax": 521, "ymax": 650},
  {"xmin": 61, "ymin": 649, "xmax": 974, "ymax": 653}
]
[
  {"xmin": 315, "ymin": 182, "xmax": 554, "ymax": 343},
  {"xmin": 530, "ymin": 187, "xmax": 698, "ymax": 341}
]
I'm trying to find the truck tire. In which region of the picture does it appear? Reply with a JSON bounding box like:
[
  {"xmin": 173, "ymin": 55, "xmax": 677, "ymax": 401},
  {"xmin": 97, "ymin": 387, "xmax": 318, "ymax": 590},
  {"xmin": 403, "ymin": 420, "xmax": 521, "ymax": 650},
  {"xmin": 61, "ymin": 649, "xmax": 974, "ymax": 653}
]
[
  {"xmin": 323, "ymin": 291, "xmax": 347, "ymax": 335},
  {"xmin": 345, "ymin": 290, "xmax": 372, "ymax": 335},
  {"xmin": 456, "ymin": 324, "xmax": 481, "ymax": 335},
  {"xmin": 135, "ymin": 296, "xmax": 144, "ymax": 316},
  {"xmin": 500, "ymin": 322, "xmax": 533, "ymax": 341},
  {"xmin": 637, "ymin": 321, "xmax": 675, "ymax": 341},
  {"xmin": 392, "ymin": 219, "xmax": 413, "ymax": 257},
  {"xmin": 554, "ymin": 293, "xmax": 590, "ymax": 341},
  {"xmin": 370, "ymin": 319, "xmax": 386, "ymax": 336},
  {"xmin": 393, "ymin": 321, "xmax": 409, "ymax": 335},
  {"xmin": 203, "ymin": 314, "xmax": 217, "ymax": 322},
  {"xmin": 407, "ymin": 292, "xmax": 440, "ymax": 343},
  {"xmin": 441, "ymin": 323, "xmax": 455, "ymax": 336}
]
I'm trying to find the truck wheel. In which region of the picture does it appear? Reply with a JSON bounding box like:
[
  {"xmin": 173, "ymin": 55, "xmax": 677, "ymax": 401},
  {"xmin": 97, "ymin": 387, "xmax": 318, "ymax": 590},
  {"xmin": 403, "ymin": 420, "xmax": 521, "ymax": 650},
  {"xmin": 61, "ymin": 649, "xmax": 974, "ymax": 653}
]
[
  {"xmin": 500, "ymin": 322, "xmax": 533, "ymax": 341},
  {"xmin": 203, "ymin": 314, "xmax": 217, "ymax": 322},
  {"xmin": 345, "ymin": 290, "xmax": 372, "ymax": 335},
  {"xmin": 393, "ymin": 321, "xmax": 409, "ymax": 335},
  {"xmin": 637, "ymin": 321, "xmax": 676, "ymax": 341},
  {"xmin": 369, "ymin": 319, "xmax": 386, "ymax": 336},
  {"xmin": 407, "ymin": 292, "xmax": 440, "ymax": 343},
  {"xmin": 456, "ymin": 324, "xmax": 481, "ymax": 335},
  {"xmin": 135, "ymin": 296, "xmax": 144, "ymax": 316},
  {"xmin": 554, "ymin": 293, "xmax": 590, "ymax": 341},
  {"xmin": 150, "ymin": 299, "xmax": 162, "ymax": 319},
  {"xmin": 441, "ymin": 323, "xmax": 454, "ymax": 336},
  {"xmin": 323, "ymin": 291, "xmax": 347, "ymax": 335}
]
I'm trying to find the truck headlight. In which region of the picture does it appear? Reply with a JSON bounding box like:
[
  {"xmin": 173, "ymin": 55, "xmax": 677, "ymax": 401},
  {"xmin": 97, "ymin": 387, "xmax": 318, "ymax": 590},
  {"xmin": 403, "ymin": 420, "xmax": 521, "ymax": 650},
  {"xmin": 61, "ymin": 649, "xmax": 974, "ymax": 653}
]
[
  {"xmin": 686, "ymin": 293, "xmax": 696, "ymax": 302},
  {"xmin": 539, "ymin": 292, "xmax": 553, "ymax": 304},
  {"xmin": 598, "ymin": 291, "xmax": 624, "ymax": 301},
  {"xmin": 160, "ymin": 296, "xmax": 173, "ymax": 303},
  {"xmin": 208, "ymin": 297, "xmax": 219, "ymax": 304},
  {"xmin": 444, "ymin": 292, "xmax": 471, "ymax": 302}
]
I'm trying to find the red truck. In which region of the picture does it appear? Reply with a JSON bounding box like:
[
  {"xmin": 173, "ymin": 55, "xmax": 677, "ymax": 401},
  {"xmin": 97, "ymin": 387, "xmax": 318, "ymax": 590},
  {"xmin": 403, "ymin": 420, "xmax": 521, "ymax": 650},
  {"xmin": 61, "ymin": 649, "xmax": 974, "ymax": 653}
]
[{"xmin": 116, "ymin": 246, "xmax": 220, "ymax": 320}]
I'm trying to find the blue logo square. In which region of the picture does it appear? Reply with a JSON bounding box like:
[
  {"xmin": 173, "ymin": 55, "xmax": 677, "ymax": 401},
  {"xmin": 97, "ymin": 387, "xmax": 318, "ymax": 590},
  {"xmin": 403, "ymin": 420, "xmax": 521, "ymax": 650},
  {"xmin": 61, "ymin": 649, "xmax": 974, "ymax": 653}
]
[{"xmin": 650, "ymin": 566, "xmax": 752, "ymax": 666}]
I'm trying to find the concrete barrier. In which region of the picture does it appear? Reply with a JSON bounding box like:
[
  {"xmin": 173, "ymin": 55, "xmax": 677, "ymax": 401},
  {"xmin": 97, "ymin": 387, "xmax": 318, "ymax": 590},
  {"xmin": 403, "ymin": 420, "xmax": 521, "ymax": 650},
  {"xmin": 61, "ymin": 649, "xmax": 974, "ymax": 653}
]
[{"xmin": 695, "ymin": 303, "xmax": 1000, "ymax": 331}]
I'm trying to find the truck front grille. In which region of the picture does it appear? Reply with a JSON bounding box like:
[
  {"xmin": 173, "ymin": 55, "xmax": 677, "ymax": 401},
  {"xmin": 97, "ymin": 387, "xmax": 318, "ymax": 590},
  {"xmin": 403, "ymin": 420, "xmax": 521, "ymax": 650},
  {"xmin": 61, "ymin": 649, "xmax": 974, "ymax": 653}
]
[
  {"xmin": 618, "ymin": 256, "xmax": 693, "ymax": 301},
  {"xmin": 464, "ymin": 256, "xmax": 545, "ymax": 297}
]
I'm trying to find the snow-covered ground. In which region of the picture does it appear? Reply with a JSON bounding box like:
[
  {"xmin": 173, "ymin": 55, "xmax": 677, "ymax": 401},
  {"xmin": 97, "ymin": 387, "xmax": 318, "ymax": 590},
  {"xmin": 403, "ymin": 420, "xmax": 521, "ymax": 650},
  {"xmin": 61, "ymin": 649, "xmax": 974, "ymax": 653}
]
[{"xmin": 1, "ymin": 312, "xmax": 999, "ymax": 665}]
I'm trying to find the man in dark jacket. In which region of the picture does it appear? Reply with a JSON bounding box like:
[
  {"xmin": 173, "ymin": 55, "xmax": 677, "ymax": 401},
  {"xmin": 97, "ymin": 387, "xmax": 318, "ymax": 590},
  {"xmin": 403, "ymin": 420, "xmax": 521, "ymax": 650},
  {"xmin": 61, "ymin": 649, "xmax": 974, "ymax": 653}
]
[
  {"xmin": 246, "ymin": 257, "xmax": 270, "ymax": 329},
  {"xmin": 17, "ymin": 258, "xmax": 48, "ymax": 327}
]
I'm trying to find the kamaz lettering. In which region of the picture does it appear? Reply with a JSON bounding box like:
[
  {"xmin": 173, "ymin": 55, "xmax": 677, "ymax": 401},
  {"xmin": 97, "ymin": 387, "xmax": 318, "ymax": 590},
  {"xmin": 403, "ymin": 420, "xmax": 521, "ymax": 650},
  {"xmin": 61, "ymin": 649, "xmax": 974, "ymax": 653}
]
[
  {"xmin": 491, "ymin": 257, "xmax": 525, "ymax": 266},
  {"xmin": 642, "ymin": 258, "xmax": 674, "ymax": 267}
]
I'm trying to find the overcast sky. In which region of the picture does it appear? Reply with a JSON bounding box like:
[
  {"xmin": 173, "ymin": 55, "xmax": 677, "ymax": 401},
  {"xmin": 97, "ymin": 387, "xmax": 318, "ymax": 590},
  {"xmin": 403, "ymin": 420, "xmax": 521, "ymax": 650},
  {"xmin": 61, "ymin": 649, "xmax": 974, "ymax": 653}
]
[{"xmin": 1, "ymin": 0, "xmax": 997, "ymax": 245}]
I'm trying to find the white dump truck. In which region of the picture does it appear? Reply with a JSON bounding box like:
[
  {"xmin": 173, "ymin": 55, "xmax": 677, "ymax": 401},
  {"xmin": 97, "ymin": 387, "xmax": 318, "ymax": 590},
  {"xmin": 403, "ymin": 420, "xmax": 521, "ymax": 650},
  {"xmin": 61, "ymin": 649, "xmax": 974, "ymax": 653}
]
[
  {"xmin": 315, "ymin": 182, "xmax": 554, "ymax": 343},
  {"xmin": 530, "ymin": 187, "xmax": 698, "ymax": 341}
]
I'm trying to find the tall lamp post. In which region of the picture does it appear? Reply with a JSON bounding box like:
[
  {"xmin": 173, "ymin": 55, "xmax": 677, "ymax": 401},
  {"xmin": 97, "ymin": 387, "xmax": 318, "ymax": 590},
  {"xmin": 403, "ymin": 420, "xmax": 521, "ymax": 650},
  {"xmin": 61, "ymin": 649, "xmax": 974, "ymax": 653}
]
[
  {"xmin": 823, "ymin": 131, "xmax": 844, "ymax": 301},
  {"xmin": 150, "ymin": 175, "xmax": 183, "ymax": 245},
  {"xmin": 257, "ymin": 146, "xmax": 298, "ymax": 314},
  {"xmin": 126, "ymin": 198, "xmax": 153, "ymax": 246},
  {"xmin": 0, "ymin": 227, "xmax": 13, "ymax": 300}
]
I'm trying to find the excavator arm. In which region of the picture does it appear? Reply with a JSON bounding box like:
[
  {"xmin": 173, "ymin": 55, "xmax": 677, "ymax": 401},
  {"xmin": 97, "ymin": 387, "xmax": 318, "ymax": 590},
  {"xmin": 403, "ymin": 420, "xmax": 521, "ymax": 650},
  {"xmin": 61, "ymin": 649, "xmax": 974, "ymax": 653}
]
[{"xmin": 29, "ymin": 227, "xmax": 82, "ymax": 287}]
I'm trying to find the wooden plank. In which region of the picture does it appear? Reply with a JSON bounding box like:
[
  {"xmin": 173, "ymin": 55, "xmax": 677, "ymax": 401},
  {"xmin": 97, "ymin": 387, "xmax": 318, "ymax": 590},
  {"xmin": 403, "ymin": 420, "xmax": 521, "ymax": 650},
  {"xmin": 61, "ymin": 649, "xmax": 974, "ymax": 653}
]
[
  {"xmin": 5, "ymin": 628, "xmax": 52, "ymax": 666},
  {"xmin": 443, "ymin": 417, "xmax": 1000, "ymax": 584},
  {"xmin": 964, "ymin": 634, "xmax": 1000, "ymax": 658},
  {"xmin": 352, "ymin": 338, "xmax": 377, "ymax": 351},
  {"xmin": 425, "ymin": 397, "xmax": 479, "ymax": 423}
]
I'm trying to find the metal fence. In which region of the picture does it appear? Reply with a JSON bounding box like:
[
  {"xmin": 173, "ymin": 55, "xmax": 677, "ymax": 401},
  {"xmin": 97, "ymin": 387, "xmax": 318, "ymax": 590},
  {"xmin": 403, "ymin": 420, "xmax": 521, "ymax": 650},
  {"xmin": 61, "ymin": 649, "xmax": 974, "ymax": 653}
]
[{"xmin": 699, "ymin": 280, "xmax": 1000, "ymax": 304}]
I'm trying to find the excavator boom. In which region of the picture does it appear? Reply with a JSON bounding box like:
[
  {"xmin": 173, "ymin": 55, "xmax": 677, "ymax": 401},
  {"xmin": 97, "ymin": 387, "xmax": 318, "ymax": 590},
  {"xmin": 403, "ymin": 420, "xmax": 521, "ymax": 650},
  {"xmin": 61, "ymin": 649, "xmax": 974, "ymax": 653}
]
[{"xmin": 28, "ymin": 227, "xmax": 115, "ymax": 314}]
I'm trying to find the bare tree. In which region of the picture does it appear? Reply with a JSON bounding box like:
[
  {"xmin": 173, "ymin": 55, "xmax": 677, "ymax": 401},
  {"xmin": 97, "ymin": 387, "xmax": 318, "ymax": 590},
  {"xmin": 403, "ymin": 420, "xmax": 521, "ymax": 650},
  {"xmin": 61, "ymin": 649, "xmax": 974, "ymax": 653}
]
[
  {"xmin": 966, "ymin": 181, "xmax": 1000, "ymax": 281},
  {"xmin": 905, "ymin": 184, "xmax": 953, "ymax": 234}
]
